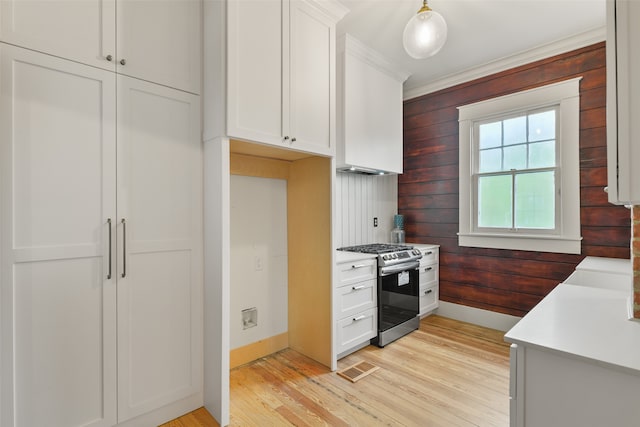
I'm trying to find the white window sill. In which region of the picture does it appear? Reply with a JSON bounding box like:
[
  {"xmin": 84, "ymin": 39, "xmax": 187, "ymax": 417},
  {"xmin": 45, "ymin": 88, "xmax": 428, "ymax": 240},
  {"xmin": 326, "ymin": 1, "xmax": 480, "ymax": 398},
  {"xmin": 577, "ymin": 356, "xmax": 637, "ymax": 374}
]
[{"xmin": 458, "ymin": 233, "xmax": 582, "ymax": 254}]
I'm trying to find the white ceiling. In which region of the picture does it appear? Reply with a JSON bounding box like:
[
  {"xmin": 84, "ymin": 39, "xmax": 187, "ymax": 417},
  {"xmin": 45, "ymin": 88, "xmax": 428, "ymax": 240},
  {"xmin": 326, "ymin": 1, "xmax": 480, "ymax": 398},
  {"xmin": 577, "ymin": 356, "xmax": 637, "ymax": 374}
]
[{"xmin": 336, "ymin": 0, "xmax": 606, "ymax": 99}]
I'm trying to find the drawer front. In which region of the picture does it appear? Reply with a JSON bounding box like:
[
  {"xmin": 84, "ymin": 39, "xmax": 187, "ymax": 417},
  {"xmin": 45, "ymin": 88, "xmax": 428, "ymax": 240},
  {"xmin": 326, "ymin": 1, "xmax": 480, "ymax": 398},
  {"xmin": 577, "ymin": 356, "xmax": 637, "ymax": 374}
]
[
  {"xmin": 337, "ymin": 258, "xmax": 377, "ymax": 286},
  {"xmin": 419, "ymin": 285, "xmax": 438, "ymax": 316},
  {"xmin": 336, "ymin": 308, "xmax": 377, "ymax": 354},
  {"xmin": 336, "ymin": 279, "xmax": 376, "ymax": 319},
  {"xmin": 419, "ymin": 264, "xmax": 438, "ymax": 285},
  {"xmin": 418, "ymin": 247, "xmax": 438, "ymax": 264}
]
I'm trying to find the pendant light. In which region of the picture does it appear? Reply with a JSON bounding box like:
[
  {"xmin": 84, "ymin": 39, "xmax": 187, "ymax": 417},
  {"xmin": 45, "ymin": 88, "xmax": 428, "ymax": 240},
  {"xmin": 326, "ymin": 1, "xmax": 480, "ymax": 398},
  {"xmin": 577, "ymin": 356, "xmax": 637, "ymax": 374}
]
[{"xmin": 403, "ymin": 0, "xmax": 448, "ymax": 59}]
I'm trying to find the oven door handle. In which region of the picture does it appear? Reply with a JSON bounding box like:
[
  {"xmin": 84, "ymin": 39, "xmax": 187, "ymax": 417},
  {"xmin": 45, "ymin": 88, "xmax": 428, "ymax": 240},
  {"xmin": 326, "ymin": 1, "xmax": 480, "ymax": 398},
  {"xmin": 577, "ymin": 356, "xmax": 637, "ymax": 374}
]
[{"xmin": 379, "ymin": 261, "xmax": 420, "ymax": 276}]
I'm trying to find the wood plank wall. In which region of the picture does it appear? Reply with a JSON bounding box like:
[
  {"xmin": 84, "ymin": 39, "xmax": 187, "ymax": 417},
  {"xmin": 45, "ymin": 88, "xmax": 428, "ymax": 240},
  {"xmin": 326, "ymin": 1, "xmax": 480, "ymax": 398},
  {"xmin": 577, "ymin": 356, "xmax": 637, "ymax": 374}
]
[{"xmin": 400, "ymin": 42, "xmax": 631, "ymax": 317}]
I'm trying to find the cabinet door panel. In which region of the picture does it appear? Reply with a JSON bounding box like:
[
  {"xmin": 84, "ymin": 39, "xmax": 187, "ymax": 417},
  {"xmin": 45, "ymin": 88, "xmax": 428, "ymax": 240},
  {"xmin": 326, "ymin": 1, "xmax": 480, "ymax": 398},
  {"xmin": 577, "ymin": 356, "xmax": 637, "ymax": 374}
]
[
  {"xmin": 116, "ymin": 76, "xmax": 202, "ymax": 422},
  {"xmin": 227, "ymin": 0, "xmax": 283, "ymax": 145},
  {"xmin": 0, "ymin": 0, "xmax": 115, "ymax": 70},
  {"xmin": 0, "ymin": 45, "xmax": 117, "ymax": 427},
  {"xmin": 289, "ymin": 1, "xmax": 333, "ymax": 155},
  {"xmin": 116, "ymin": 0, "xmax": 201, "ymax": 94}
]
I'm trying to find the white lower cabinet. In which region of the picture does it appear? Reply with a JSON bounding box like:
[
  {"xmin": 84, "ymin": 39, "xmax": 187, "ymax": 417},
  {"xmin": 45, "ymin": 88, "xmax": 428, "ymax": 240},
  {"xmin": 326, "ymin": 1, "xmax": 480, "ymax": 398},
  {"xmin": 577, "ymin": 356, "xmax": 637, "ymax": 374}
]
[
  {"xmin": 334, "ymin": 255, "xmax": 377, "ymax": 358},
  {"xmin": 412, "ymin": 244, "xmax": 440, "ymax": 317},
  {"xmin": 0, "ymin": 44, "xmax": 202, "ymax": 427}
]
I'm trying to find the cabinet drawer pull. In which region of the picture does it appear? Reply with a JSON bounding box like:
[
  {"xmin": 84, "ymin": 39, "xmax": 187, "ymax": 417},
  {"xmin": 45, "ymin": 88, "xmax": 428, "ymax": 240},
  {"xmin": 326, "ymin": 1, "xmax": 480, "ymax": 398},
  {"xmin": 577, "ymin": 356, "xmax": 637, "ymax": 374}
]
[
  {"xmin": 424, "ymin": 289, "xmax": 433, "ymax": 295},
  {"xmin": 352, "ymin": 315, "xmax": 367, "ymax": 322},
  {"xmin": 351, "ymin": 264, "xmax": 368, "ymax": 269},
  {"xmin": 351, "ymin": 285, "xmax": 366, "ymax": 291},
  {"xmin": 424, "ymin": 251, "xmax": 433, "ymax": 255},
  {"xmin": 424, "ymin": 267, "xmax": 433, "ymax": 272}
]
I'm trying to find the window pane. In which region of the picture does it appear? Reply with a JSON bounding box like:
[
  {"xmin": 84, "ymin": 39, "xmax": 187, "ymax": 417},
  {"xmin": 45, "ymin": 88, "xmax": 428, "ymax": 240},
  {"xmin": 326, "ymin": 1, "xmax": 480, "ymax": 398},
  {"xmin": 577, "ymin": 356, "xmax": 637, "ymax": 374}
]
[
  {"xmin": 479, "ymin": 122, "xmax": 501, "ymax": 149},
  {"xmin": 529, "ymin": 110, "xmax": 555, "ymax": 142},
  {"xmin": 479, "ymin": 148, "xmax": 502, "ymax": 173},
  {"xmin": 529, "ymin": 141, "xmax": 556, "ymax": 168},
  {"xmin": 515, "ymin": 171, "xmax": 555, "ymax": 229},
  {"xmin": 504, "ymin": 145, "xmax": 526, "ymax": 170},
  {"xmin": 503, "ymin": 116, "xmax": 526, "ymax": 146},
  {"xmin": 478, "ymin": 175, "xmax": 512, "ymax": 228}
]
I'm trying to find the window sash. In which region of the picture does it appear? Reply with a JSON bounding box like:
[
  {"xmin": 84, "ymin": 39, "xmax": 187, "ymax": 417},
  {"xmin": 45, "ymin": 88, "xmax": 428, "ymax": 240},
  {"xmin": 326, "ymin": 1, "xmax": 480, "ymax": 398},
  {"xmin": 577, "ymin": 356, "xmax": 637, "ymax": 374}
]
[{"xmin": 472, "ymin": 167, "xmax": 560, "ymax": 235}]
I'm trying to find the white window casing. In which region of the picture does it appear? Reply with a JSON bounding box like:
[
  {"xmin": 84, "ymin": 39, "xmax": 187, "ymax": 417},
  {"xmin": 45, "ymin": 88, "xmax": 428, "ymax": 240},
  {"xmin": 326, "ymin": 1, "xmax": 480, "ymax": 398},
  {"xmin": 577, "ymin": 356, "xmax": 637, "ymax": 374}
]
[{"xmin": 458, "ymin": 78, "xmax": 582, "ymax": 254}]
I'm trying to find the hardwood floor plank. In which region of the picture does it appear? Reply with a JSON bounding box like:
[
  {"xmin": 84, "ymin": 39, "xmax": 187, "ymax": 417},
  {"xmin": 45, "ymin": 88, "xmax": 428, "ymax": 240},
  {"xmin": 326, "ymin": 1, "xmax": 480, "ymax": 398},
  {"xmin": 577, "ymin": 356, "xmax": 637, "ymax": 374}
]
[{"xmin": 165, "ymin": 315, "xmax": 510, "ymax": 427}]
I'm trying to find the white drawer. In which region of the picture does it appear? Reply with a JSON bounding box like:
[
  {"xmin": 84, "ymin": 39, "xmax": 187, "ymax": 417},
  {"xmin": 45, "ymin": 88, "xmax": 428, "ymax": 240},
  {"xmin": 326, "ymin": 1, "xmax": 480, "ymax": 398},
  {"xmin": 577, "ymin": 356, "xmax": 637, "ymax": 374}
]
[
  {"xmin": 419, "ymin": 264, "xmax": 438, "ymax": 285},
  {"xmin": 336, "ymin": 308, "xmax": 377, "ymax": 355},
  {"xmin": 419, "ymin": 285, "xmax": 438, "ymax": 316},
  {"xmin": 418, "ymin": 247, "xmax": 438, "ymax": 264},
  {"xmin": 336, "ymin": 279, "xmax": 376, "ymax": 319},
  {"xmin": 337, "ymin": 258, "xmax": 377, "ymax": 286}
]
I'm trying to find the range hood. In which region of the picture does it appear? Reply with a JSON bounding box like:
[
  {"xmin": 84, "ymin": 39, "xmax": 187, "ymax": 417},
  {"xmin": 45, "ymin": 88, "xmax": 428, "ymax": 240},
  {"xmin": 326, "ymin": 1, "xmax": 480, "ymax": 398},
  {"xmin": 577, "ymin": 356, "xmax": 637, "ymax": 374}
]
[{"xmin": 337, "ymin": 165, "xmax": 390, "ymax": 176}]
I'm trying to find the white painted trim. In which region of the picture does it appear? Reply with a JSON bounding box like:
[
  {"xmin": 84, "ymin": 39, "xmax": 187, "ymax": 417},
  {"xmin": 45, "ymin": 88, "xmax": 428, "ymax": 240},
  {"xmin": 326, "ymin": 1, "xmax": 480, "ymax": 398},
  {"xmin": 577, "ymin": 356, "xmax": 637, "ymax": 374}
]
[
  {"xmin": 458, "ymin": 78, "xmax": 582, "ymax": 254},
  {"xmin": 404, "ymin": 27, "xmax": 605, "ymax": 100},
  {"xmin": 435, "ymin": 301, "xmax": 522, "ymax": 332},
  {"xmin": 338, "ymin": 34, "xmax": 411, "ymax": 83}
]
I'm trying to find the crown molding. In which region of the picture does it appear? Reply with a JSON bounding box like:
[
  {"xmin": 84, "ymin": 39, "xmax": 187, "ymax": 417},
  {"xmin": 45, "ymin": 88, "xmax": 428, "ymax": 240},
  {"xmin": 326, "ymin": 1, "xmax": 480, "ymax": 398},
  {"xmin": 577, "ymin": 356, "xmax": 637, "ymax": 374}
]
[{"xmin": 403, "ymin": 26, "xmax": 606, "ymax": 101}]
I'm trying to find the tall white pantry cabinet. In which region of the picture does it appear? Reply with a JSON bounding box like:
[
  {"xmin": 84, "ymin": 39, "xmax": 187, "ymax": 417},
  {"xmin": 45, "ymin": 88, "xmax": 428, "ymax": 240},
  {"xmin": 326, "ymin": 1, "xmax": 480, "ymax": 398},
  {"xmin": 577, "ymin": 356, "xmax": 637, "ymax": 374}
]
[{"xmin": 0, "ymin": 1, "xmax": 203, "ymax": 426}]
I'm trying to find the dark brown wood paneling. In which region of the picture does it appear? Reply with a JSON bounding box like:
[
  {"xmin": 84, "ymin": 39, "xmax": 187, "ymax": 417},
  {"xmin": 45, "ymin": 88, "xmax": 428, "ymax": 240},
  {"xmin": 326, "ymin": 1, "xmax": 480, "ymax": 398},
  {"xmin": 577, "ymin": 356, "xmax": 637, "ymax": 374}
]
[{"xmin": 401, "ymin": 42, "xmax": 631, "ymax": 317}]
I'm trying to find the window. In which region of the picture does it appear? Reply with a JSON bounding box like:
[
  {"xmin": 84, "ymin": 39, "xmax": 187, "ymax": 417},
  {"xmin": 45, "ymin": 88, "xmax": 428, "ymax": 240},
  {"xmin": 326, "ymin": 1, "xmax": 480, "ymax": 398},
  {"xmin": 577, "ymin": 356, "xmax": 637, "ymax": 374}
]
[{"xmin": 458, "ymin": 78, "xmax": 582, "ymax": 254}]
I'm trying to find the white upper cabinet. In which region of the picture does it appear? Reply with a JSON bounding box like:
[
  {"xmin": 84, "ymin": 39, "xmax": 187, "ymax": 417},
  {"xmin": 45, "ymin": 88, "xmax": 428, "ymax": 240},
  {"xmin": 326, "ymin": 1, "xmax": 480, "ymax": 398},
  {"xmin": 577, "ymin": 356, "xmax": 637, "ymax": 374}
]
[
  {"xmin": 0, "ymin": 0, "xmax": 201, "ymax": 93},
  {"xmin": 226, "ymin": 0, "xmax": 347, "ymax": 156},
  {"xmin": 337, "ymin": 34, "xmax": 410, "ymax": 174},
  {"xmin": 606, "ymin": 0, "xmax": 640, "ymax": 204}
]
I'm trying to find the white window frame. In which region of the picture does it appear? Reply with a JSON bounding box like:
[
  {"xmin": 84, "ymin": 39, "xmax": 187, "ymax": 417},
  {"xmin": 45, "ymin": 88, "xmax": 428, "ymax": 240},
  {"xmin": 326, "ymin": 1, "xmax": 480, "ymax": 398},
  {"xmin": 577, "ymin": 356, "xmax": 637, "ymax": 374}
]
[{"xmin": 458, "ymin": 78, "xmax": 582, "ymax": 254}]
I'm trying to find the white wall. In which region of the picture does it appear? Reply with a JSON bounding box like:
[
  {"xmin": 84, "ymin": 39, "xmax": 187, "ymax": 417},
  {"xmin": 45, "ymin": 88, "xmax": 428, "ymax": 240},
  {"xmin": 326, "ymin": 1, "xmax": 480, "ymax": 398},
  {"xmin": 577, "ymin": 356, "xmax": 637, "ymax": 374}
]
[
  {"xmin": 229, "ymin": 175, "xmax": 288, "ymax": 349},
  {"xmin": 335, "ymin": 172, "xmax": 398, "ymax": 247}
]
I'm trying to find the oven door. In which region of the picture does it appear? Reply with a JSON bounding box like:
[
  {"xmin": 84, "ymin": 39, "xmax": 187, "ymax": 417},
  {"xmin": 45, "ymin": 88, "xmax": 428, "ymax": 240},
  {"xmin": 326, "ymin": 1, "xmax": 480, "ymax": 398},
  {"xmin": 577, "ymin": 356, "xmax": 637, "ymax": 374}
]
[{"xmin": 378, "ymin": 261, "xmax": 420, "ymax": 333}]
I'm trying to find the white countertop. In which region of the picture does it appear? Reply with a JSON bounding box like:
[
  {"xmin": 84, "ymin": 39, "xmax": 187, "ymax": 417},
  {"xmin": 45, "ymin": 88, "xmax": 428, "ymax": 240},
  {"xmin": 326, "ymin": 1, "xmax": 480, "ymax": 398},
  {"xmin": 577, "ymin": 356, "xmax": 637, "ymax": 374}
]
[
  {"xmin": 335, "ymin": 250, "xmax": 377, "ymax": 264},
  {"xmin": 505, "ymin": 283, "xmax": 640, "ymax": 375}
]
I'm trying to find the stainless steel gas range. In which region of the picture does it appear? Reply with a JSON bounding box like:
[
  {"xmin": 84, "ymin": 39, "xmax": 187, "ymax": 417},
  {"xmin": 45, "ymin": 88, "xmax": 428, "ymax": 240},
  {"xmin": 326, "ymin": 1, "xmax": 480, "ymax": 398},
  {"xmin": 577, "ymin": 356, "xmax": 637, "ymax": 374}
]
[{"xmin": 337, "ymin": 243, "xmax": 422, "ymax": 347}]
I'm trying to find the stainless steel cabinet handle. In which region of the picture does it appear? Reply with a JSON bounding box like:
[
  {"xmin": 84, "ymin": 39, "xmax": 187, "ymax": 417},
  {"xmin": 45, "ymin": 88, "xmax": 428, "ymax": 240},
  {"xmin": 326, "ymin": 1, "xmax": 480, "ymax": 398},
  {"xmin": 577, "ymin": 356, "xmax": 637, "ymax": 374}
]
[
  {"xmin": 352, "ymin": 315, "xmax": 366, "ymax": 322},
  {"xmin": 121, "ymin": 218, "xmax": 126, "ymax": 278},
  {"xmin": 424, "ymin": 289, "xmax": 433, "ymax": 295},
  {"xmin": 424, "ymin": 267, "xmax": 433, "ymax": 272},
  {"xmin": 351, "ymin": 264, "xmax": 368, "ymax": 269},
  {"xmin": 120, "ymin": 59, "xmax": 126, "ymax": 66},
  {"xmin": 351, "ymin": 285, "xmax": 366, "ymax": 291},
  {"xmin": 424, "ymin": 251, "xmax": 433, "ymax": 255},
  {"xmin": 106, "ymin": 54, "xmax": 113, "ymax": 62},
  {"xmin": 107, "ymin": 218, "xmax": 112, "ymax": 279}
]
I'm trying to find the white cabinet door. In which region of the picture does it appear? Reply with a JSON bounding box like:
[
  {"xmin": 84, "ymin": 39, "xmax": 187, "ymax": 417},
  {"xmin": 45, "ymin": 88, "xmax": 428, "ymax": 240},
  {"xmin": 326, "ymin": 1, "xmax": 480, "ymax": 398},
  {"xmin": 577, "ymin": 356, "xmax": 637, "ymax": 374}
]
[
  {"xmin": 288, "ymin": 0, "xmax": 334, "ymax": 156},
  {"xmin": 227, "ymin": 0, "xmax": 284, "ymax": 146},
  {"xmin": 0, "ymin": 44, "xmax": 117, "ymax": 427},
  {"xmin": 227, "ymin": 0, "xmax": 338, "ymax": 155},
  {"xmin": 0, "ymin": 0, "xmax": 116, "ymax": 71},
  {"xmin": 117, "ymin": 0, "xmax": 201, "ymax": 94},
  {"xmin": 116, "ymin": 76, "xmax": 202, "ymax": 422}
]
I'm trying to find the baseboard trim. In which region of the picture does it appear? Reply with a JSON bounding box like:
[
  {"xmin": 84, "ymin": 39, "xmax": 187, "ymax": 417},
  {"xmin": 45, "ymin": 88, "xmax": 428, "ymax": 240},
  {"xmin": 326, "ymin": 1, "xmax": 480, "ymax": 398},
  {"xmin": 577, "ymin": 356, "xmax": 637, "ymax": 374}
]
[
  {"xmin": 435, "ymin": 301, "xmax": 522, "ymax": 332},
  {"xmin": 230, "ymin": 332, "xmax": 289, "ymax": 369}
]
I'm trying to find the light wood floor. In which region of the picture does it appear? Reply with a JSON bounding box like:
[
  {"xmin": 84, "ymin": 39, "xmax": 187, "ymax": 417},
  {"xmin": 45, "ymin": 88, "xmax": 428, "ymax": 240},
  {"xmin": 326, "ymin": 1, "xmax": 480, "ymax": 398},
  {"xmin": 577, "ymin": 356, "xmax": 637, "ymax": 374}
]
[{"xmin": 163, "ymin": 315, "xmax": 511, "ymax": 427}]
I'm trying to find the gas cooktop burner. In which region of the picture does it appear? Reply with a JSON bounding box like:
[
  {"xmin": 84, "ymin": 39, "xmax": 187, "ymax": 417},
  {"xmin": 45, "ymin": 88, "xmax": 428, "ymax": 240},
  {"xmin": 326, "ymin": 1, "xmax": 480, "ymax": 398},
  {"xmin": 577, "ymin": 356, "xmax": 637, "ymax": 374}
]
[{"xmin": 337, "ymin": 243, "xmax": 414, "ymax": 254}]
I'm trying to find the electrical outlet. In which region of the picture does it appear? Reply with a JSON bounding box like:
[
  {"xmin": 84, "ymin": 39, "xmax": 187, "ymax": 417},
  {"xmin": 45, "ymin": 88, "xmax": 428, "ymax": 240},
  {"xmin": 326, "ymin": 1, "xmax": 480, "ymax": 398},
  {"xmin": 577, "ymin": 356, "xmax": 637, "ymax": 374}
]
[
  {"xmin": 254, "ymin": 255, "xmax": 263, "ymax": 271},
  {"xmin": 373, "ymin": 217, "xmax": 378, "ymax": 227}
]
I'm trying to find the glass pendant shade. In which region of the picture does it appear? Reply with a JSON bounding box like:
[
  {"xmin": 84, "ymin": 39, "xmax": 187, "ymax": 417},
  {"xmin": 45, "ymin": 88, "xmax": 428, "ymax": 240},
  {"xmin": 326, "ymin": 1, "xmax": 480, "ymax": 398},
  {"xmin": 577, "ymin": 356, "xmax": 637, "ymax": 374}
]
[{"xmin": 403, "ymin": 2, "xmax": 448, "ymax": 59}]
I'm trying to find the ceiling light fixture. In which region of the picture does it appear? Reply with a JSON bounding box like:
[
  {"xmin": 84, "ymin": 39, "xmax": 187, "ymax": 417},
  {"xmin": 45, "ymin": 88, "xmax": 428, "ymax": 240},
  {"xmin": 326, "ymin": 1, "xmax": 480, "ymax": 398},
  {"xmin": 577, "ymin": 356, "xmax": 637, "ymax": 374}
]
[{"xmin": 403, "ymin": 0, "xmax": 448, "ymax": 59}]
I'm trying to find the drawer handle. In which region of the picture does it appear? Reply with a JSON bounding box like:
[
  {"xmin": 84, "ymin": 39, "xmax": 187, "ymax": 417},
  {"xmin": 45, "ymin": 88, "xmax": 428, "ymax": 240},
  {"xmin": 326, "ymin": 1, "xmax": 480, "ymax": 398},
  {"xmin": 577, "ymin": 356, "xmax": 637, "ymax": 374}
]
[
  {"xmin": 424, "ymin": 251, "xmax": 433, "ymax": 255},
  {"xmin": 351, "ymin": 264, "xmax": 368, "ymax": 269},
  {"xmin": 424, "ymin": 267, "xmax": 433, "ymax": 272},
  {"xmin": 424, "ymin": 289, "xmax": 433, "ymax": 295},
  {"xmin": 352, "ymin": 315, "xmax": 367, "ymax": 322},
  {"xmin": 352, "ymin": 285, "xmax": 366, "ymax": 291}
]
